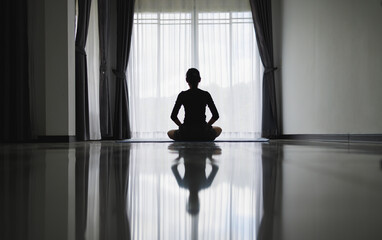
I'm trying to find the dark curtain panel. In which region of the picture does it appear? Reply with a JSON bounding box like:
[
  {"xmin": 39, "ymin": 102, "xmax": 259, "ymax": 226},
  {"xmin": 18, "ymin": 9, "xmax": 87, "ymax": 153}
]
[
  {"xmin": 98, "ymin": 0, "xmax": 113, "ymax": 138},
  {"xmin": 249, "ymin": 0, "xmax": 279, "ymax": 138},
  {"xmin": 0, "ymin": 0, "xmax": 31, "ymax": 142},
  {"xmin": 75, "ymin": 145, "xmax": 90, "ymax": 240},
  {"xmin": 75, "ymin": 0, "xmax": 92, "ymax": 141},
  {"xmin": 113, "ymin": 0, "xmax": 135, "ymax": 140}
]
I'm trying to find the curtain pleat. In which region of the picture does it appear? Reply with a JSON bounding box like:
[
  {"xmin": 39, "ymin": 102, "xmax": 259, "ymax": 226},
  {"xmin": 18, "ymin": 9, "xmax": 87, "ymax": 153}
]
[
  {"xmin": 75, "ymin": 0, "xmax": 92, "ymax": 141},
  {"xmin": 0, "ymin": 0, "xmax": 31, "ymax": 142},
  {"xmin": 98, "ymin": 0, "xmax": 113, "ymax": 138},
  {"xmin": 86, "ymin": 0, "xmax": 102, "ymax": 140},
  {"xmin": 113, "ymin": 0, "xmax": 135, "ymax": 140},
  {"xmin": 249, "ymin": 0, "xmax": 279, "ymax": 138}
]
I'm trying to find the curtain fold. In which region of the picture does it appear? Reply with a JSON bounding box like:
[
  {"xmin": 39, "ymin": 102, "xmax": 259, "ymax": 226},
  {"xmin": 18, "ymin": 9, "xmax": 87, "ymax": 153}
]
[
  {"xmin": 249, "ymin": 0, "xmax": 279, "ymax": 138},
  {"xmin": 0, "ymin": 0, "xmax": 31, "ymax": 142},
  {"xmin": 86, "ymin": 0, "xmax": 102, "ymax": 140},
  {"xmin": 113, "ymin": 0, "xmax": 135, "ymax": 140},
  {"xmin": 76, "ymin": 0, "xmax": 92, "ymax": 141},
  {"xmin": 98, "ymin": 0, "xmax": 113, "ymax": 138}
]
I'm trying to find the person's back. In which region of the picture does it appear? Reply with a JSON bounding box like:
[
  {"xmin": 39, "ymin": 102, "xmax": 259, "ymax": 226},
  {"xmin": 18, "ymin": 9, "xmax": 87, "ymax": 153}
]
[
  {"xmin": 168, "ymin": 68, "xmax": 222, "ymax": 141},
  {"xmin": 176, "ymin": 88, "xmax": 218, "ymax": 127}
]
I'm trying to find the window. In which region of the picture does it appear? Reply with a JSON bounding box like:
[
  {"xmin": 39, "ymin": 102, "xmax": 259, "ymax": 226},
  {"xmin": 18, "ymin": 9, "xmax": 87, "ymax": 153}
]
[{"xmin": 127, "ymin": 4, "xmax": 263, "ymax": 139}]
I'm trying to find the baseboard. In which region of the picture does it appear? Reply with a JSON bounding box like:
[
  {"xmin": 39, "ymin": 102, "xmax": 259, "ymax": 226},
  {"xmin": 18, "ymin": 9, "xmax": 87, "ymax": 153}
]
[
  {"xmin": 279, "ymin": 134, "xmax": 382, "ymax": 143},
  {"xmin": 37, "ymin": 135, "xmax": 76, "ymax": 143}
]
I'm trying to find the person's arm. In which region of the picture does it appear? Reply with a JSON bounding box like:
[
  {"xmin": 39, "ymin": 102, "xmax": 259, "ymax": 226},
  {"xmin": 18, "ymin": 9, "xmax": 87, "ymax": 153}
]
[
  {"xmin": 204, "ymin": 164, "xmax": 219, "ymax": 188},
  {"xmin": 170, "ymin": 93, "xmax": 183, "ymax": 126},
  {"xmin": 173, "ymin": 118, "xmax": 182, "ymax": 127},
  {"xmin": 207, "ymin": 93, "xmax": 219, "ymax": 126},
  {"xmin": 207, "ymin": 117, "xmax": 217, "ymax": 126},
  {"xmin": 171, "ymin": 163, "xmax": 185, "ymax": 188}
]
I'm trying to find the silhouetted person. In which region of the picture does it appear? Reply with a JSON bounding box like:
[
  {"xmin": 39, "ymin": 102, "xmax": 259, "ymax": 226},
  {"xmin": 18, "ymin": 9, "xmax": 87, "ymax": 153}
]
[
  {"xmin": 169, "ymin": 143, "xmax": 221, "ymax": 215},
  {"xmin": 168, "ymin": 68, "xmax": 222, "ymax": 141}
]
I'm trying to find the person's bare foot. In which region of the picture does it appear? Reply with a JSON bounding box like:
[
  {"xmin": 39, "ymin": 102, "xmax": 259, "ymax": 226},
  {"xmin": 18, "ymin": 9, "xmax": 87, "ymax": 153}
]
[
  {"xmin": 213, "ymin": 127, "xmax": 222, "ymax": 138},
  {"xmin": 167, "ymin": 130, "xmax": 176, "ymax": 140}
]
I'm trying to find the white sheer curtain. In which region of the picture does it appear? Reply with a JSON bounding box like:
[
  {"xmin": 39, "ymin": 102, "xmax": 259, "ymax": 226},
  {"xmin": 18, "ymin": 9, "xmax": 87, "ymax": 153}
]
[
  {"xmin": 85, "ymin": 0, "xmax": 101, "ymax": 140},
  {"xmin": 127, "ymin": 0, "xmax": 263, "ymax": 139}
]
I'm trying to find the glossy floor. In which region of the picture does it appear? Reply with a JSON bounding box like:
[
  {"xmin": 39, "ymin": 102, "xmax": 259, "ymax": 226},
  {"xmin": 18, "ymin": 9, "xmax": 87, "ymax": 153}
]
[{"xmin": 1, "ymin": 140, "xmax": 382, "ymax": 240}]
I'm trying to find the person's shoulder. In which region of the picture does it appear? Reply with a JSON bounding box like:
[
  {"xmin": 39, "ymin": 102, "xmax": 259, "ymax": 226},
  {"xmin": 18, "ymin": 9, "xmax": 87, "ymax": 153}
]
[
  {"xmin": 178, "ymin": 90, "xmax": 189, "ymax": 99},
  {"xmin": 196, "ymin": 88, "xmax": 210, "ymax": 94},
  {"xmin": 198, "ymin": 88, "xmax": 212, "ymax": 98},
  {"xmin": 176, "ymin": 91, "xmax": 186, "ymax": 100},
  {"xmin": 178, "ymin": 90, "xmax": 186, "ymax": 96},
  {"xmin": 183, "ymin": 90, "xmax": 194, "ymax": 95}
]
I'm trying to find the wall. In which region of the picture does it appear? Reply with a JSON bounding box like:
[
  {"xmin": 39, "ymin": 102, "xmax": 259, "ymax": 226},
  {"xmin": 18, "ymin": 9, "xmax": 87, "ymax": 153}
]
[
  {"xmin": 29, "ymin": 0, "xmax": 76, "ymax": 138},
  {"xmin": 276, "ymin": 0, "xmax": 382, "ymax": 134},
  {"xmin": 28, "ymin": 0, "xmax": 46, "ymax": 137}
]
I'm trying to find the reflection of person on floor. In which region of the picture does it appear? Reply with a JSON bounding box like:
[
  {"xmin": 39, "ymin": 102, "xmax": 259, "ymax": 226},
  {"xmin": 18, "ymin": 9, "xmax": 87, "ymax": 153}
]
[
  {"xmin": 168, "ymin": 68, "xmax": 222, "ymax": 141},
  {"xmin": 170, "ymin": 143, "xmax": 221, "ymax": 215}
]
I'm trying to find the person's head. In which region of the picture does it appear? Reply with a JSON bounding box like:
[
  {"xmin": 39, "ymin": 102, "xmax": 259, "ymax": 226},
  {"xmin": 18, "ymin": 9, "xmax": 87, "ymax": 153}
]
[
  {"xmin": 186, "ymin": 191, "xmax": 200, "ymax": 215},
  {"xmin": 186, "ymin": 68, "xmax": 201, "ymax": 88}
]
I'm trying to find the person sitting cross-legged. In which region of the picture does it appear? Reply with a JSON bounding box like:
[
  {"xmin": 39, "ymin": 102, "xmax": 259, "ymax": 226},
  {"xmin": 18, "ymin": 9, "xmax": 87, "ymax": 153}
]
[{"xmin": 167, "ymin": 68, "xmax": 222, "ymax": 141}]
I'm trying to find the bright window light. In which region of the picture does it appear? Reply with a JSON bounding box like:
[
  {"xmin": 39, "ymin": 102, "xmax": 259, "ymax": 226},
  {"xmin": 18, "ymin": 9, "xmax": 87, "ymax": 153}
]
[{"xmin": 127, "ymin": 10, "xmax": 263, "ymax": 139}]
